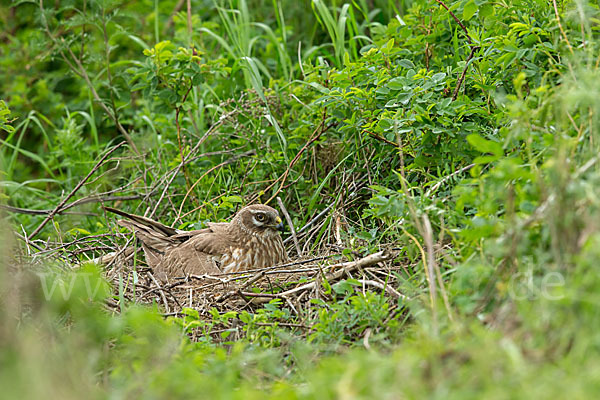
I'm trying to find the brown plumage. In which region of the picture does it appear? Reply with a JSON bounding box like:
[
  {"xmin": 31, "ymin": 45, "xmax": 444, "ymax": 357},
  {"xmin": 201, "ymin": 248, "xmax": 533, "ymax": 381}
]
[{"xmin": 105, "ymin": 205, "xmax": 288, "ymax": 282}]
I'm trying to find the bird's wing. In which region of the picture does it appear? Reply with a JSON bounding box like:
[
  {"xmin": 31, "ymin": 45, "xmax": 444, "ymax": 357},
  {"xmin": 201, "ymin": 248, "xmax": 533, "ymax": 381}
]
[
  {"xmin": 157, "ymin": 224, "xmax": 234, "ymax": 279},
  {"xmin": 171, "ymin": 227, "xmax": 213, "ymax": 240},
  {"xmin": 157, "ymin": 243, "xmax": 221, "ymax": 279},
  {"xmin": 107, "ymin": 208, "xmax": 238, "ymax": 279},
  {"xmin": 186, "ymin": 223, "xmax": 237, "ymax": 256}
]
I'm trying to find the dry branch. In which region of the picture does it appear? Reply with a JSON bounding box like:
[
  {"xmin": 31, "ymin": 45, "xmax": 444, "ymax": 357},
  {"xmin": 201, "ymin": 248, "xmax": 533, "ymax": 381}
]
[
  {"xmin": 28, "ymin": 141, "xmax": 126, "ymax": 239},
  {"xmin": 244, "ymin": 250, "xmax": 394, "ymax": 301},
  {"xmin": 277, "ymin": 197, "xmax": 301, "ymax": 256}
]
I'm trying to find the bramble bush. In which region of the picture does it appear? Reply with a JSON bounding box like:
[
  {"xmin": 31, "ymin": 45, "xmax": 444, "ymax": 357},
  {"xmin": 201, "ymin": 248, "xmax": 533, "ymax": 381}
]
[{"xmin": 2, "ymin": 0, "xmax": 600, "ymax": 398}]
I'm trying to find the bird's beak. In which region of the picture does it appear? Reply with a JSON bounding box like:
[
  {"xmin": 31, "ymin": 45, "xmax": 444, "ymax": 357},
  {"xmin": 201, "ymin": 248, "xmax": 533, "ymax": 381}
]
[{"xmin": 275, "ymin": 216, "xmax": 285, "ymax": 232}]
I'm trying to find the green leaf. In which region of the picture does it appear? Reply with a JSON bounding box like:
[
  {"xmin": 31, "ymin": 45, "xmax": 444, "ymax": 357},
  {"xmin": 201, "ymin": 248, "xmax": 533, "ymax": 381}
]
[
  {"xmin": 239, "ymin": 312, "xmax": 252, "ymax": 323},
  {"xmin": 466, "ymin": 134, "xmax": 503, "ymax": 157},
  {"xmin": 463, "ymin": 1, "xmax": 477, "ymax": 21},
  {"xmin": 432, "ymin": 72, "xmax": 447, "ymax": 83},
  {"xmin": 182, "ymin": 307, "xmax": 199, "ymax": 320},
  {"xmin": 397, "ymin": 59, "xmax": 415, "ymax": 69},
  {"xmin": 479, "ymin": 3, "xmax": 494, "ymax": 18}
]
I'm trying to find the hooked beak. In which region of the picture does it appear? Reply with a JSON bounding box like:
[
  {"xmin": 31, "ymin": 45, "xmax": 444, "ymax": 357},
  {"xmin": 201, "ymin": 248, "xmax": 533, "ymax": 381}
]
[{"xmin": 275, "ymin": 216, "xmax": 285, "ymax": 232}]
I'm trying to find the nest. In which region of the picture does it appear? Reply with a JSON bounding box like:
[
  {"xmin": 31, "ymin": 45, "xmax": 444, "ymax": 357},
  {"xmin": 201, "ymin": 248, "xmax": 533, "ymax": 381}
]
[
  {"xmin": 13, "ymin": 222, "xmax": 409, "ymax": 343},
  {"xmin": 3, "ymin": 100, "xmax": 413, "ymax": 343},
  {"xmin": 108, "ymin": 248, "xmax": 403, "ymax": 308},
  {"xmin": 103, "ymin": 243, "xmax": 405, "ymax": 315}
]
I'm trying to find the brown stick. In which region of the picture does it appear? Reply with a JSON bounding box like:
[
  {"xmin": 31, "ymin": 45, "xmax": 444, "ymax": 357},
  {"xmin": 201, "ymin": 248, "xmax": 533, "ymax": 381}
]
[
  {"xmin": 277, "ymin": 197, "xmax": 301, "ymax": 256},
  {"xmin": 249, "ymin": 250, "xmax": 393, "ymax": 300},
  {"xmin": 362, "ymin": 129, "xmax": 400, "ymax": 147},
  {"xmin": 431, "ymin": 0, "xmax": 480, "ymax": 101},
  {"xmin": 165, "ymin": 0, "xmax": 186, "ymax": 31},
  {"xmin": 433, "ymin": 0, "xmax": 472, "ymax": 44},
  {"xmin": 28, "ymin": 141, "xmax": 126, "ymax": 239},
  {"xmin": 1, "ymin": 205, "xmax": 90, "ymax": 216},
  {"xmin": 215, "ymin": 271, "xmax": 266, "ymax": 303},
  {"xmin": 1, "ymin": 194, "xmax": 148, "ymax": 216},
  {"xmin": 261, "ymin": 112, "xmax": 335, "ymax": 204},
  {"xmin": 452, "ymin": 45, "xmax": 479, "ymax": 101},
  {"xmin": 186, "ymin": 0, "xmax": 192, "ymax": 37},
  {"xmin": 552, "ymin": 0, "xmax": 574, "ymax": 55}
]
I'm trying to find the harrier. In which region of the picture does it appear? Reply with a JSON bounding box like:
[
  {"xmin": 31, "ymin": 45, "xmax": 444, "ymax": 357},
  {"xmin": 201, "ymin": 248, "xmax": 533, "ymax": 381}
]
[{"xmin": 105, "ymin": 205, "xmax": 288, "ymax": 281}]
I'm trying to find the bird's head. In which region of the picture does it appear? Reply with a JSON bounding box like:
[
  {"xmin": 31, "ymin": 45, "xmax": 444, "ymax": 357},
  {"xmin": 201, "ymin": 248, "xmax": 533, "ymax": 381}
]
[{"xmin": 235, "ymin": 204, "xmax": 285, "ymax": 234}]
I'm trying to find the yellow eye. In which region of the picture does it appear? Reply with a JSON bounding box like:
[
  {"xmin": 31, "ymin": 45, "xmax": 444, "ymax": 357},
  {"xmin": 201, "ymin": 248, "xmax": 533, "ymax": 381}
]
[{"xmin": 256, "ymin": 214, "xmax": 265, "ymax": 222}]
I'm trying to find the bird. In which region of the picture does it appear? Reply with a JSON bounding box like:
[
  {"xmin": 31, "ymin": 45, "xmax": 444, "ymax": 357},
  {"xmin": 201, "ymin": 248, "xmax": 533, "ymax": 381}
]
[{"xmin": 104, "ymin": 204, "xmax": 288, "ymax": 282}]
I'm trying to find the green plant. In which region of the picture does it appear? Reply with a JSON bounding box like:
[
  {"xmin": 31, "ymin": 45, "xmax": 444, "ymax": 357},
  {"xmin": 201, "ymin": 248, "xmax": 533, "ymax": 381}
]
[{"xmin": 3, "ymin": 0, "xmax": 600, "ymax": 398}]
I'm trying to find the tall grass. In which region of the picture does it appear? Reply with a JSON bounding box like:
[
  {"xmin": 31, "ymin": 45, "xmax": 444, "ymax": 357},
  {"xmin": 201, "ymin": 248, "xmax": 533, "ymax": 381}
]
[{"xmin": 2, "ymin": 0, "xmax": 600, "ymax": 398}]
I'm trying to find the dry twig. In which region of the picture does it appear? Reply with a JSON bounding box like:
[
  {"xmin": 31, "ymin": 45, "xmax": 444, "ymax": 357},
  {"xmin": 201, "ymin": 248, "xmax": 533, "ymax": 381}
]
[
  {"xmin": 28, "ymin": 141, "xmax": 126, "ymax": 239},
  {"xmin": 277, "ymin": 197, "xmax": 301, "ymax": 257}
]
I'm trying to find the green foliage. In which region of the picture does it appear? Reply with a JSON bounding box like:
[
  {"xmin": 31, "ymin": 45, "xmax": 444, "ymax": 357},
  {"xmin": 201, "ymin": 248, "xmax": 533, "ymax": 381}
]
[
  {"xmin": 3, "ymin": 0, "xmax": 600, "ymax": 398},
  {"xmin": 0, "ymin": 100, "xmax": 15, "ymax": 135},
  {"xmin": 130, "ymin": 41, "xmax": 227, "ymax": 111},
  {"xmin": 309, "ymin": 281, "xmax": 407, "ymax": 346}
]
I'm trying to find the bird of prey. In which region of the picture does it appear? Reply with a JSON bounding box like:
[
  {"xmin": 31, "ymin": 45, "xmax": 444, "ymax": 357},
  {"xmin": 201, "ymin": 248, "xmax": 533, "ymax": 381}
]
[{"xmin": 104, "ymin": 204, "xmax": 288, "ymax": 282}]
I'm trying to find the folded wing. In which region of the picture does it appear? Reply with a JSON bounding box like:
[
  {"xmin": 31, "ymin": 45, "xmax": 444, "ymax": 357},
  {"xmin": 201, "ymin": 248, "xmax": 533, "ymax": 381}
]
[{"xmin": 105, "ymin": 207, "xmax": 236, "ymax": 281}]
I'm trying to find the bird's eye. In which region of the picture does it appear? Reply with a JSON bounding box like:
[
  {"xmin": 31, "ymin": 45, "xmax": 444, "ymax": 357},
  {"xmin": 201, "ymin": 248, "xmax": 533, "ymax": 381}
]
[{"xmin": 256, "ymin": 214, "xmax": 265, "ymax": 222}]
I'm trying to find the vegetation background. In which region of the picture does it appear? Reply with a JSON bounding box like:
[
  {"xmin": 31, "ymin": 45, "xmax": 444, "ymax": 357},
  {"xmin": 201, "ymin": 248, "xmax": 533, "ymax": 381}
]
[{"xmin": 2, "ymin": 0, "xmax": 600, "ymax": 398}]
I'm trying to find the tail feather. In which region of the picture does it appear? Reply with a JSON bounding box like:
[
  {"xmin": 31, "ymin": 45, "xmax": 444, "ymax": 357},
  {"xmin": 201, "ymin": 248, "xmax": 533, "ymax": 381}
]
[
  {"xmin": 103, "ymin": 206, "xmax": 178, "ymax": 237},
  {"xmin": 105, "ymin": 207, "xmax": 182, "ymax": 269}
]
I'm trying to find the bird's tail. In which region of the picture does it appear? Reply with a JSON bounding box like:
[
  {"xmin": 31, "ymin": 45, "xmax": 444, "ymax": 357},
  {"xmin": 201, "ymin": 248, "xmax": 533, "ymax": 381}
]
[{"xmin": 103, "ymin": 206, "xmax": 178, "ymax": 237}]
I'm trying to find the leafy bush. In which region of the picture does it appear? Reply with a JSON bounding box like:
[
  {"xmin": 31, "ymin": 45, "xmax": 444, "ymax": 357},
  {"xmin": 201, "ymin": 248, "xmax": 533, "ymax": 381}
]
[{"xmin": 2, "ymin": 0, "xmax": 600, "ymax": 398}]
